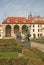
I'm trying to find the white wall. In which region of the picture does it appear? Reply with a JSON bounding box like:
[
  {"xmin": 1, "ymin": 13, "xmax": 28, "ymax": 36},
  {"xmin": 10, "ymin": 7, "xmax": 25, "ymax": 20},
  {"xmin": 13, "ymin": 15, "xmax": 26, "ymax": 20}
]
[
  {"xmin": 30, "ymin": 24, "xmax": 42, "ymax": 38},
  {"xmin": 0, "ymin": 26, "xmax": 3, "ymax": 38},
  {"xmin": 42, "ymin": 24, "xmax": 44, "ymax": 36}
]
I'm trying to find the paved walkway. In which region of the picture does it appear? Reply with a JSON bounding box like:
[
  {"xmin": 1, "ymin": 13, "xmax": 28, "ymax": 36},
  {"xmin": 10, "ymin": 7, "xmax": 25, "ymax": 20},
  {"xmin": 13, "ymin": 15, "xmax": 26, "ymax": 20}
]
[{"xmin": 31, "ymin": 42, "xmax": 44, "ymax": 52}]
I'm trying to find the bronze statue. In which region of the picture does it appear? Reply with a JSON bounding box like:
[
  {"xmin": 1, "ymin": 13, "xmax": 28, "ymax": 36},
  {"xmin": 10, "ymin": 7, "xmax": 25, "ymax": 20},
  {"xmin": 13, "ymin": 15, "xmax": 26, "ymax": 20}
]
[{"xmin": 16, "ymin": 25, "xmax": 31, "ymax": 47}]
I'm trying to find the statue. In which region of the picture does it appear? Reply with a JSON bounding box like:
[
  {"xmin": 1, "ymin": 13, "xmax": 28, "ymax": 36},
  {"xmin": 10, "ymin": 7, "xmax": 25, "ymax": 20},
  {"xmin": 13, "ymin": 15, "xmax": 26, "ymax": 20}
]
[
  {"xmin": 16, "ymin": 25, "xmax": 31, "ymax": 48},
  {"xmin": 24, "ymin": 25, "xmax": 31, "ymax": 47},
  {"xmin": 25, "ymin": 26, "xmax": 31, "ymax": 41},
  {"xmin": 16, "ymin": 31, "xmax": 22, "ymax": 41}
]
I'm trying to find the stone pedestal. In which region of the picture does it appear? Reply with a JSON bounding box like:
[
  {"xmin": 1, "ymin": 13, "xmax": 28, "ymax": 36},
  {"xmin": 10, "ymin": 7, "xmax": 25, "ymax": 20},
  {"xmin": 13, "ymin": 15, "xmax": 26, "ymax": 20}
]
[{"xmin": 23, "ymin": 41, "xmax": 31, "ymax": 48}]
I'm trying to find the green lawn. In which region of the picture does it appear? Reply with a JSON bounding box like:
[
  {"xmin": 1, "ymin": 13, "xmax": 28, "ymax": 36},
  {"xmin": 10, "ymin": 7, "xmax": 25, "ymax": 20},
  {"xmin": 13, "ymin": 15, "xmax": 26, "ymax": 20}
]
[
  {"xmin": 0, "ymin": 48, "xmax": 44, "ymax": 65},
  {"xmin": 0, "ymin": 52, "xmax": 18, "ymax": 57},
  {"xmin": 0, "ymin": 39, "xmax": 44, "ymax": 65}
]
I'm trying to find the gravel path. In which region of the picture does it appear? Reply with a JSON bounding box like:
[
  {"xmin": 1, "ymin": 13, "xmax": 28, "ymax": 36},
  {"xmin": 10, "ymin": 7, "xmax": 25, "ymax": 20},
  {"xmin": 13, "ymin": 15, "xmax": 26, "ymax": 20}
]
[{"xmin": 31, "ymin": 42, "xmax": 44, "ymax": 52}]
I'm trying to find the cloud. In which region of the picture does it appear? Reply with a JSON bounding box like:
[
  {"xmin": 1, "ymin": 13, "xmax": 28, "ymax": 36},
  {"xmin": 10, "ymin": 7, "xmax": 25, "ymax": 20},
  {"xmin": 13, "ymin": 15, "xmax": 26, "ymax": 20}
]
[{"xmin": 0, "ymin": 0, "xmax": 44, "ymax": 24}]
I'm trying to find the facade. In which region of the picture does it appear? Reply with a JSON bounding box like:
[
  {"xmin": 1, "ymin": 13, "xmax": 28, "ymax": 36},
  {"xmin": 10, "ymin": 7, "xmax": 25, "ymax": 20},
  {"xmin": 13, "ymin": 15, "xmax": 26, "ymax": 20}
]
[
  {"xmin": 0, "ymin": 15, "xmax": 44, "ymax": 39},
  {"xmin": 0, "ymin": 25, "xmax": 3, "ymax": 38}
]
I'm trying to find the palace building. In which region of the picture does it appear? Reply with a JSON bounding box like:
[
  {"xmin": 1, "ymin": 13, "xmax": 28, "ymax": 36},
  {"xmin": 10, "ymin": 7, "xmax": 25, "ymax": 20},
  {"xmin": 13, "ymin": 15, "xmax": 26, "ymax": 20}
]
[{"xmin": 0, "ymin": 15, "xmax": 44, "ymax": 39}]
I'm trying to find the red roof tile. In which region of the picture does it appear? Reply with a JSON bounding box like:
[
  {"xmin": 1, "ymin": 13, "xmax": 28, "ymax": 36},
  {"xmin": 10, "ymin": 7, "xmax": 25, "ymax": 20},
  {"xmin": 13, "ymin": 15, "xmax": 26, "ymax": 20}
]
[
  {"xmin": 2, "ymin": 17, "xmax": 27, "ymax": 24},
  {"xmin": 35, "ymin": 20, "xmax": 44, "ymax": 24},
  {"xmin": 2, "ymin": 17, "xmax": 44, "ymax": 24}
]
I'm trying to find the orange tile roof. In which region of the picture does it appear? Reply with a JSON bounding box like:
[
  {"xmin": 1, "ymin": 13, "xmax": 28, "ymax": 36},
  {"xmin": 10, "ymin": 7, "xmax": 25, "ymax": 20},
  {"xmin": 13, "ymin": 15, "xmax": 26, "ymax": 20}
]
[
  {"xmin": 2, "ymin": 17, "xmax": 44, "ymax": 24},
  {"xmin": 34, "ymin": 20, "xmax": 44, "ymax": 24},
  {"xmin": 2, "ymin": 17, "xmax": 27, "ymax": 24}
]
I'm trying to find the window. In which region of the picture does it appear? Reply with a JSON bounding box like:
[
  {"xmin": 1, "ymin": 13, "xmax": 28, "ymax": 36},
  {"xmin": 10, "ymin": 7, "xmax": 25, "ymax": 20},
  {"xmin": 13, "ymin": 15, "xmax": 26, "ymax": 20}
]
[
  {"xmin": 33, "ymin": 24, "xmax": 34, "ymax": 27},
  {"xmin": 38, "ymin": 24, "xmax": 42, "ymax": 27},
  {"xmin": 38, "ymin": 25, "xmax": 39, "ymax": 27},
  {"xmin": 38, "ymin": 29, "xmax": 42, "ymax": 32},
  {"xmin": 38, "ymin": 34, "xmax": 39, "ymax": 37},
  {"xmin": 0, "ymin": 34, "xmax": 1, "ymax": 37},
  {"xmin": 33, "ymin": 29, "xmax": 34, "ymax": 32},
  {"xmin": 33, "ymin": 34, "xmax": 36, "ymax": 38}
]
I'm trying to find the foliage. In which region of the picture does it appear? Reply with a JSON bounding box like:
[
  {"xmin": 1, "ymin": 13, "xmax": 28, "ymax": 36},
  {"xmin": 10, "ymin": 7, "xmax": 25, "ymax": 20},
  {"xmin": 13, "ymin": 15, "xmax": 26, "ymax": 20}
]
[
  {"xmin": 22, "ymin": 48, "xmax": 44, "ymax": 65},
  {"xmin": 28, "ymin": 48, "xmax": 44, "ymax": 62},
  {"xmin": 0, "ymin": 57, "xmax": 28, "ymax": 65}
]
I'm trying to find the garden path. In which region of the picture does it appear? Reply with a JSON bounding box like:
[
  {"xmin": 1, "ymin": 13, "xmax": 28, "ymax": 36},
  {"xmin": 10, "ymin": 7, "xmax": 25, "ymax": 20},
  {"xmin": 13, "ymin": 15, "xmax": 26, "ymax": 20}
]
[{"xmin": 31, "ymin": 42, "xmax": 44, "ymax": 52}]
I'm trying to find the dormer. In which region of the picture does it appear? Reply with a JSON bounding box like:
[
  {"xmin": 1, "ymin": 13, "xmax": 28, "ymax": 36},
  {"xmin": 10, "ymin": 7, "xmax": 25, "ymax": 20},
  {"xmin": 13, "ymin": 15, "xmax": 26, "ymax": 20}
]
[
  {"xmin": 23, "ymin": 19, "xmax": 26, "ymax": 23},
  {"xmin": 7, "ymin": 18, "xmax": 10, "ymax": 23},
  {"xmin": 15, "ymin": 19, "xmax": 18, "ymax": 23}
]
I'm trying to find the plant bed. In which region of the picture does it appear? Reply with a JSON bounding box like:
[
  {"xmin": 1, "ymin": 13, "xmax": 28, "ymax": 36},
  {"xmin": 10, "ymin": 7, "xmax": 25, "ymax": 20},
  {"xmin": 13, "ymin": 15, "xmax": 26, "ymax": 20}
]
[{"xmin": 31, "ymin": 38, "xmax": 44, "ymax": 44}]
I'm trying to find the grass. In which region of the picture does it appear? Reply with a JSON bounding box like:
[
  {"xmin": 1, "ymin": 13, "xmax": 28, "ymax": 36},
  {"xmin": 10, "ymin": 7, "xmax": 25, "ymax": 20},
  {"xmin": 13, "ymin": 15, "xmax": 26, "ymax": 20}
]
[
  {"xmin": 0, "ymin": 48, "xmax": 44, "ymax": 65},
  {"xmin": 0, "ymin": 39, "xmax": 44, "ymax": 65},
  {"xmin": 0, "ymin": 52, "xmax": 18, "ymax": 57}
]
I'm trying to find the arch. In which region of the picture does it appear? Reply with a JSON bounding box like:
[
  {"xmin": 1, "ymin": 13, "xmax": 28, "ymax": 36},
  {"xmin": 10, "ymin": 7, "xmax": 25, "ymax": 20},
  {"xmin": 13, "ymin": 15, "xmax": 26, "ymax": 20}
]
[
  {"xmin": 22, "ymin": 25, "xmax": 28, "ymax": 34},
  {"xmin": 14, "ymin": 25, "xmax": 20, "ymax": 34},
  {"xmin": 5, "ymin": 25, "xmax": 11, "ymax": 37}
]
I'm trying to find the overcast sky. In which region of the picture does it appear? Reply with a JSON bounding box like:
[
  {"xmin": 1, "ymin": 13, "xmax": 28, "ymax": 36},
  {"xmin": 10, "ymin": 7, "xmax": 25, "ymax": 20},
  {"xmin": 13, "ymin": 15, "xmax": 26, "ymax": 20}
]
[{"xmin": 0, "ymin": 0, "xmax": 44, "ymax": 24}]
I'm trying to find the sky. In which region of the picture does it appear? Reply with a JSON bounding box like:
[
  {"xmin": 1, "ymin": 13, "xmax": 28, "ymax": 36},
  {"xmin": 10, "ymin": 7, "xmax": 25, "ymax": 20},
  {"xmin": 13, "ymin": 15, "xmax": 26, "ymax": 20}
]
[{"xmin": 0, "ymin": 0, "xmax": 44, "ymax": 24}]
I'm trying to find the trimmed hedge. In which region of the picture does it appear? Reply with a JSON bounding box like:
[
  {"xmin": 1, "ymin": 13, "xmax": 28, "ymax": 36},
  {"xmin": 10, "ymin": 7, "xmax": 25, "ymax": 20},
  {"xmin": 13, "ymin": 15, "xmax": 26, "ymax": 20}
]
[
  {"xmin": 31, "ymin": 38, "xmax": 44, "ymax": 44},
  {"xmin": 0, "ymin": 39, "xmax": 23, "ymax": 52}
]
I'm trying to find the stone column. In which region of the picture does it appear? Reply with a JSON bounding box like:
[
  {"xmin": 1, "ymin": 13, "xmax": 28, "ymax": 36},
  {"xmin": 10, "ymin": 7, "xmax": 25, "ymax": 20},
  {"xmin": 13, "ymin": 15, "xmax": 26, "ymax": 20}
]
[
  {"xmin": 11, "ymin": 25, "xmax": 16, "ymax": 38},
  {"xmin": 19, "ymin": 24, "xmax": 23, "ymax": 37},
  {"xmin": 20, "ymin": 24, "xmax": 25, "ymax": 40},
  {"xmin": 11, "ymin": 25, "xmax": 14, "ymax": 38},
  {"xmin": 2, "ymin": 24, "xmax": 6, "ymax": 38},
  {"xmin": 20, "ymin": 25, "xmax": 22, "ymax": 32}
]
